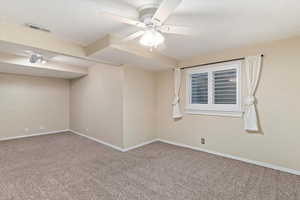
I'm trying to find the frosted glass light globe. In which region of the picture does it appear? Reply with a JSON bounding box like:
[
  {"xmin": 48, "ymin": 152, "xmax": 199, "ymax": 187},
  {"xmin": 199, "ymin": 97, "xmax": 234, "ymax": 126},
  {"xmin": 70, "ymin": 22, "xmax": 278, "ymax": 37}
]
[{"xmin": 139, "ymin": 29, "xmax": 165, "ymax": 47}]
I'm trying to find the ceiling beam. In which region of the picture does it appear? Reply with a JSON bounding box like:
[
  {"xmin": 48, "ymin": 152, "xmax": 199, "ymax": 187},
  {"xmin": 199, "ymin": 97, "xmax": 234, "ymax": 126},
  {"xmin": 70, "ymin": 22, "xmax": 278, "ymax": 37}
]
[
  {"xmin": 0, "ymin": 52, "xmax": 88, "ymax": 76},
  {"xmin": 0, "ymin": 22, "xmax": 86, "ymax": 57},
  {"xmin": 85, "ymin": 35, "xmax": 112, "ymax": 56},
  {"xmin": 0, "ymin": 22, "xmax": 179, "ymax": 67},
  {"xmin": 85, "ymin": 34, "xmax": 179, "ymax": 66}
]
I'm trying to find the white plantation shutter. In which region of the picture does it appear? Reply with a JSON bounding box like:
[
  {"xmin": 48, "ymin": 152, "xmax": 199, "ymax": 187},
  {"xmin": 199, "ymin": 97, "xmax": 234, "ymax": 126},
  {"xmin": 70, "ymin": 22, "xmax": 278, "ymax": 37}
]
[
  {"xmin": 186, "ymin": 61, "xmax": 241, "ymax": 116},
  {"xmin": 213, "ymin": 69, "xmax": 237, "ymax": 105},
  {"xmin": 191, "ymin": 73, "xmax": 208, "ymax": 104}
]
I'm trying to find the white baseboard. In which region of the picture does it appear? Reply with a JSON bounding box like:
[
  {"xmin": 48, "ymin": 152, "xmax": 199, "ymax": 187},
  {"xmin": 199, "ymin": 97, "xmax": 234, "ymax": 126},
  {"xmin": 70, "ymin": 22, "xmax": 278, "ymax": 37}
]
[
  {"xmin": 0, "ymin": 130, "xmax": 69, "ymax": 142},
  {"xmin": 69, "ymin": 129, "xmax": 124, "ymax": 152},
  {"xmin": 123, "ymin": 139, "xmax": 158, "ymax": 152},
  {"xmin": 5, "ymin": 129, "xmax": 298, "ymax": 176},
  {"xmin": 157, "ymin": 139, "xmax": 300, "ymax": 176},
  {"xmin": 69, "ymin": 129, "xmax": 157, "ymax": 152},
  {"xmin": 68, "ymin": 130, "xmax": 300, "ymax": 175}
]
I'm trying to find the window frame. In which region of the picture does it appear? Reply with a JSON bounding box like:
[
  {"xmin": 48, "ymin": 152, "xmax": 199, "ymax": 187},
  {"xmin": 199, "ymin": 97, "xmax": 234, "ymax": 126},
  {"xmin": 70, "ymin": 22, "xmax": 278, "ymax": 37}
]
[{"xmin": 185, "ymin": 61, "xmax": 242, "ymax": 117}]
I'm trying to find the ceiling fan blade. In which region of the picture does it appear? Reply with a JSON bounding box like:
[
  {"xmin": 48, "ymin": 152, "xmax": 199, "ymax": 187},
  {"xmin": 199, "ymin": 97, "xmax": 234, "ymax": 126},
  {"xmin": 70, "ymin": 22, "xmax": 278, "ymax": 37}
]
[
  {"xmin": 159, "ymin": 25, "xmax": 195, "ymax": 35},
  {"xmin": 152, "ymin": 0, "xmax": 182, "ymax": 25},
  {"xmin": 122, "ymin": 31, "xmax": 145, "ymax": 42},
  {"xmin": 100, "ymin": 12, "xmax": 146, "ymax": 28}
]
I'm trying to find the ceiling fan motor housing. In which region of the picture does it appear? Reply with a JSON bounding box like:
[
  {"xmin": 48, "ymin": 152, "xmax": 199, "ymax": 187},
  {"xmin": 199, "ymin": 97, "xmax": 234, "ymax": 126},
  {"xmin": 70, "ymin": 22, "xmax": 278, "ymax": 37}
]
[{"xmin": 138, "ymin": 5, "xmax": 159, "ymax": 26}]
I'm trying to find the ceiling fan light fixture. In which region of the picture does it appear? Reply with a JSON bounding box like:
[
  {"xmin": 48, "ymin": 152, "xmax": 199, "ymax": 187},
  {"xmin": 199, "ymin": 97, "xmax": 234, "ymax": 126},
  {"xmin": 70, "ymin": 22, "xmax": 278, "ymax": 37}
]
[
  {"xmin": 139, "ymin": 29, "xmax": 165, "ymax": 48},
  {"xmin": 29, "ymin": 53, "xmax": 47, "ymax": 64},
  {"xmin": 41, "ymin": 59, "xmax": 47, "ymax": 64},
  {"xmin": 29, "ymin": 54, "xmax": 42, "ymax": 63}
]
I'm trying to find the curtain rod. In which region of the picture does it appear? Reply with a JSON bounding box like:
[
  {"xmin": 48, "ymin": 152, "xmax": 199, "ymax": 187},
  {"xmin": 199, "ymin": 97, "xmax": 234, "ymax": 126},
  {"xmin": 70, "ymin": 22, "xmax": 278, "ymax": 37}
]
[{"xmin": 180, "ymin": 54, "xmax": 264, "ymax": 70}]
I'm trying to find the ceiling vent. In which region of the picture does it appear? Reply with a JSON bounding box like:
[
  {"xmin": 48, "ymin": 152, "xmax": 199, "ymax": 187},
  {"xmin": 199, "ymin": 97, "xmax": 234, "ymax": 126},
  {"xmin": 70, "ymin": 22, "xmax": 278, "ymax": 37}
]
[{"xmin": 25, "ymin": 23, "xmax": 51, "ymax": 33}]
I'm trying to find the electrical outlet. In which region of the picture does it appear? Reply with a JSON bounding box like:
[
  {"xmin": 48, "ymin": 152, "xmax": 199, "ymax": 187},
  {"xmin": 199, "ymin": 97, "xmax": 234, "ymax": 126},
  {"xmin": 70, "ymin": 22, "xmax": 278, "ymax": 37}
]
[
  {"xmin": 86, "ymin": 128, "xmax": 89, "ymax": 132},
  {"xmin": 201, "ymin": 138, "xmax": 205, "ymax": 144},
  {"xmin": 24, "ymin": 128, "xmax": 29, "ymax": 132}
]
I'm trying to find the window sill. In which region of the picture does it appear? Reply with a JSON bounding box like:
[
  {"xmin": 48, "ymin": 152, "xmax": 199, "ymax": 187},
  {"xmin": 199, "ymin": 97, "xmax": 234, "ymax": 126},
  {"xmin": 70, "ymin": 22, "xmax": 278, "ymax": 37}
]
[{"xmin": 185, "ymin": 109, "xmax": 243, "ymax": 118}]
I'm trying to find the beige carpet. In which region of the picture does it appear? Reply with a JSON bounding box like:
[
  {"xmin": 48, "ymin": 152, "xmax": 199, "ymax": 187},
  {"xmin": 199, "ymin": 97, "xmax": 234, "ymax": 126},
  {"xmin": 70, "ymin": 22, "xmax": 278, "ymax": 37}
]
[{"xmin": 0, "ymin": 132, "xmax": 299, "ymax": 200}]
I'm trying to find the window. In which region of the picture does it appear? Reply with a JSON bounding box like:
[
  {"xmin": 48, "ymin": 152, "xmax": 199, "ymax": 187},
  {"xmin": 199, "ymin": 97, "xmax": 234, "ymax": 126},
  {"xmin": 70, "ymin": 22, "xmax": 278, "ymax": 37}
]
[{"xmin": 186, "ymin": 61, "xmax": 242, "ymax": 117}]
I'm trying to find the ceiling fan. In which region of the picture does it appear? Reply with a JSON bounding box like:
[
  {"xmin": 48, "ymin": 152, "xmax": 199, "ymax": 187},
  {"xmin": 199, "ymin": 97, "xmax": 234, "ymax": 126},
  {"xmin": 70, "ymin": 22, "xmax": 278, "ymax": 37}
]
[{"xmin": 101, "ymin": 0, "xmax": 192, "ymax": 50}]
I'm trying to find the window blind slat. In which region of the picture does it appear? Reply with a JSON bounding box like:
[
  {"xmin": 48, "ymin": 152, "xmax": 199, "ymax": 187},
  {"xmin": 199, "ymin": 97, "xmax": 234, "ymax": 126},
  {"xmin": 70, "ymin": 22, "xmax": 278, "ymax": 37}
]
[
  {"xmin": 191, "ymin": 72, "xmax": 208, "ymax": 104},
  {"xmin": 213, "ymin": 69, "xmax": 237, "ymax": 104},
  {"xmin": 214, "ymin": 83, "xmax": 236, "ymax": 87}
]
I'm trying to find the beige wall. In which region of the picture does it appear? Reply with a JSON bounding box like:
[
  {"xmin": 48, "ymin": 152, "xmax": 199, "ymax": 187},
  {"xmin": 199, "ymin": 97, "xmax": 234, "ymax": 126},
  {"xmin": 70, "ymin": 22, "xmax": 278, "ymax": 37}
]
[
  {"xmin": 70, "ymin": 64, "xmax": 124, "ymax": 148},
  {"xmin": 123, "ymin": 66, "xmax": 156, "ymax": 148},
  {"xmin": 2, "ymin": 35, "xmax": 299, "ymax": 172},
  {"xmin": 70, "ymin": 64, "xmax": 157, "ymax": 149},
  {"xmin": 0, "ymin": 73, "xmax": 69, "ymax": 138},
  {"xmin": 156, "ymin": 36, "xmax": 300, "ymax": 171}
]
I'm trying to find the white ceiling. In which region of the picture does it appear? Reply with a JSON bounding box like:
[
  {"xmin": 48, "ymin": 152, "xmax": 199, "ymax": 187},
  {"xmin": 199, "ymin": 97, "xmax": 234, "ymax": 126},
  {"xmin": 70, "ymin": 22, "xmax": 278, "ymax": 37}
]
[
  {"xmin": 0, "ymin": 41, "xmax": 90, "ymax": 79},
  {"xmin": 1, "ymin": 0, "xmax": 300, "ymax": 60},
  {"xmin": 90, "ymin": 46, "xmax": 172, "ymax": 71},
  {"xmin": 0, "ymin": 62, "xmax": 86, "ymax": 79},
  {"xmin": 0, "ymin": 41, "xmax": 96, "ymax": 68}
]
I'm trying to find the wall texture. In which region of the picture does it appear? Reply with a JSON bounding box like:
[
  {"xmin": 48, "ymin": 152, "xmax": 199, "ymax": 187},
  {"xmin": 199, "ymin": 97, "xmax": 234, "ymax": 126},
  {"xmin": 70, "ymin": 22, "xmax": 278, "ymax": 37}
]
[
  {"xmin": 0, "ymin": 73, "xmax": 69, "ymax": 138},
  {"xmin": 70, "ymin": 64, "xmax": 157, "ymax": 149},
  {"xmin": 70, "ymin": 64, "xmax": 124, "ymax": 148},
  {"xmin": 156, "ymin": 36, "xmax": 300, "ymax": 171},
  {"xmin": 2, "ymin": 36, "xmax": 299, "ymax": 172},
  {"xmin": 123, "ymin": 66, "xmax": 156, "ymax": 148}
]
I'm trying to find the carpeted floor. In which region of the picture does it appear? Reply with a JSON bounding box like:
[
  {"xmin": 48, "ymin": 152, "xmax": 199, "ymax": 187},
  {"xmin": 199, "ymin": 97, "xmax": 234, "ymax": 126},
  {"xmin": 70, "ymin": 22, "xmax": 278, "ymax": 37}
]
[{"xmin": 0, "ymin": 132, "xmax": 299, "ymax": 200}]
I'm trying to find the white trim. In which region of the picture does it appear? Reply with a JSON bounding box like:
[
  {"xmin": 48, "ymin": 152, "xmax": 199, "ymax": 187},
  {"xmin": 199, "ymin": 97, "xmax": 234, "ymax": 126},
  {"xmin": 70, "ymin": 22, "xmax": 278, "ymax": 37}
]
[
  {"xmin": 123, "ymin": 139, "xmax": 158, "ymax": 152},
  {"xmin": 69, "ymin": 130, "xmax": 158, "ymax": 152},
  {"xmin": 2, "ymin": 130, "xmax": 298, "ymax": 176},
  {"xmin": 186, "ymin": 61, "xmax": 242, "ymax": 115},
  {"xmin": 157, "ymin": 139, "xmax": 300, "ymax": 176},
  {"xmin": 185, "ymin": 110, "xmax": 243, "ymax": 117},
  {"xmin": 0, "ymin": 130, "xmax": 68, "ymax": 142},
  {"xmin": 0, "ymin": 129, "xmax": 157, "ymax": 153},
  {"xmin": 69, "ymin": 129, "xmax": 124, "ymax": 152}
]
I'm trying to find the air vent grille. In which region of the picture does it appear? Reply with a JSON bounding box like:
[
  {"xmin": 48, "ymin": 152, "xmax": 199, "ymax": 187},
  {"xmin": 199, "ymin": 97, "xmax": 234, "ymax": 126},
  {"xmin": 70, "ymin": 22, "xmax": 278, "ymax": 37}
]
[{"xmin": 25, "ymin": 23, "xmax": 51, "ymax": 33}]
